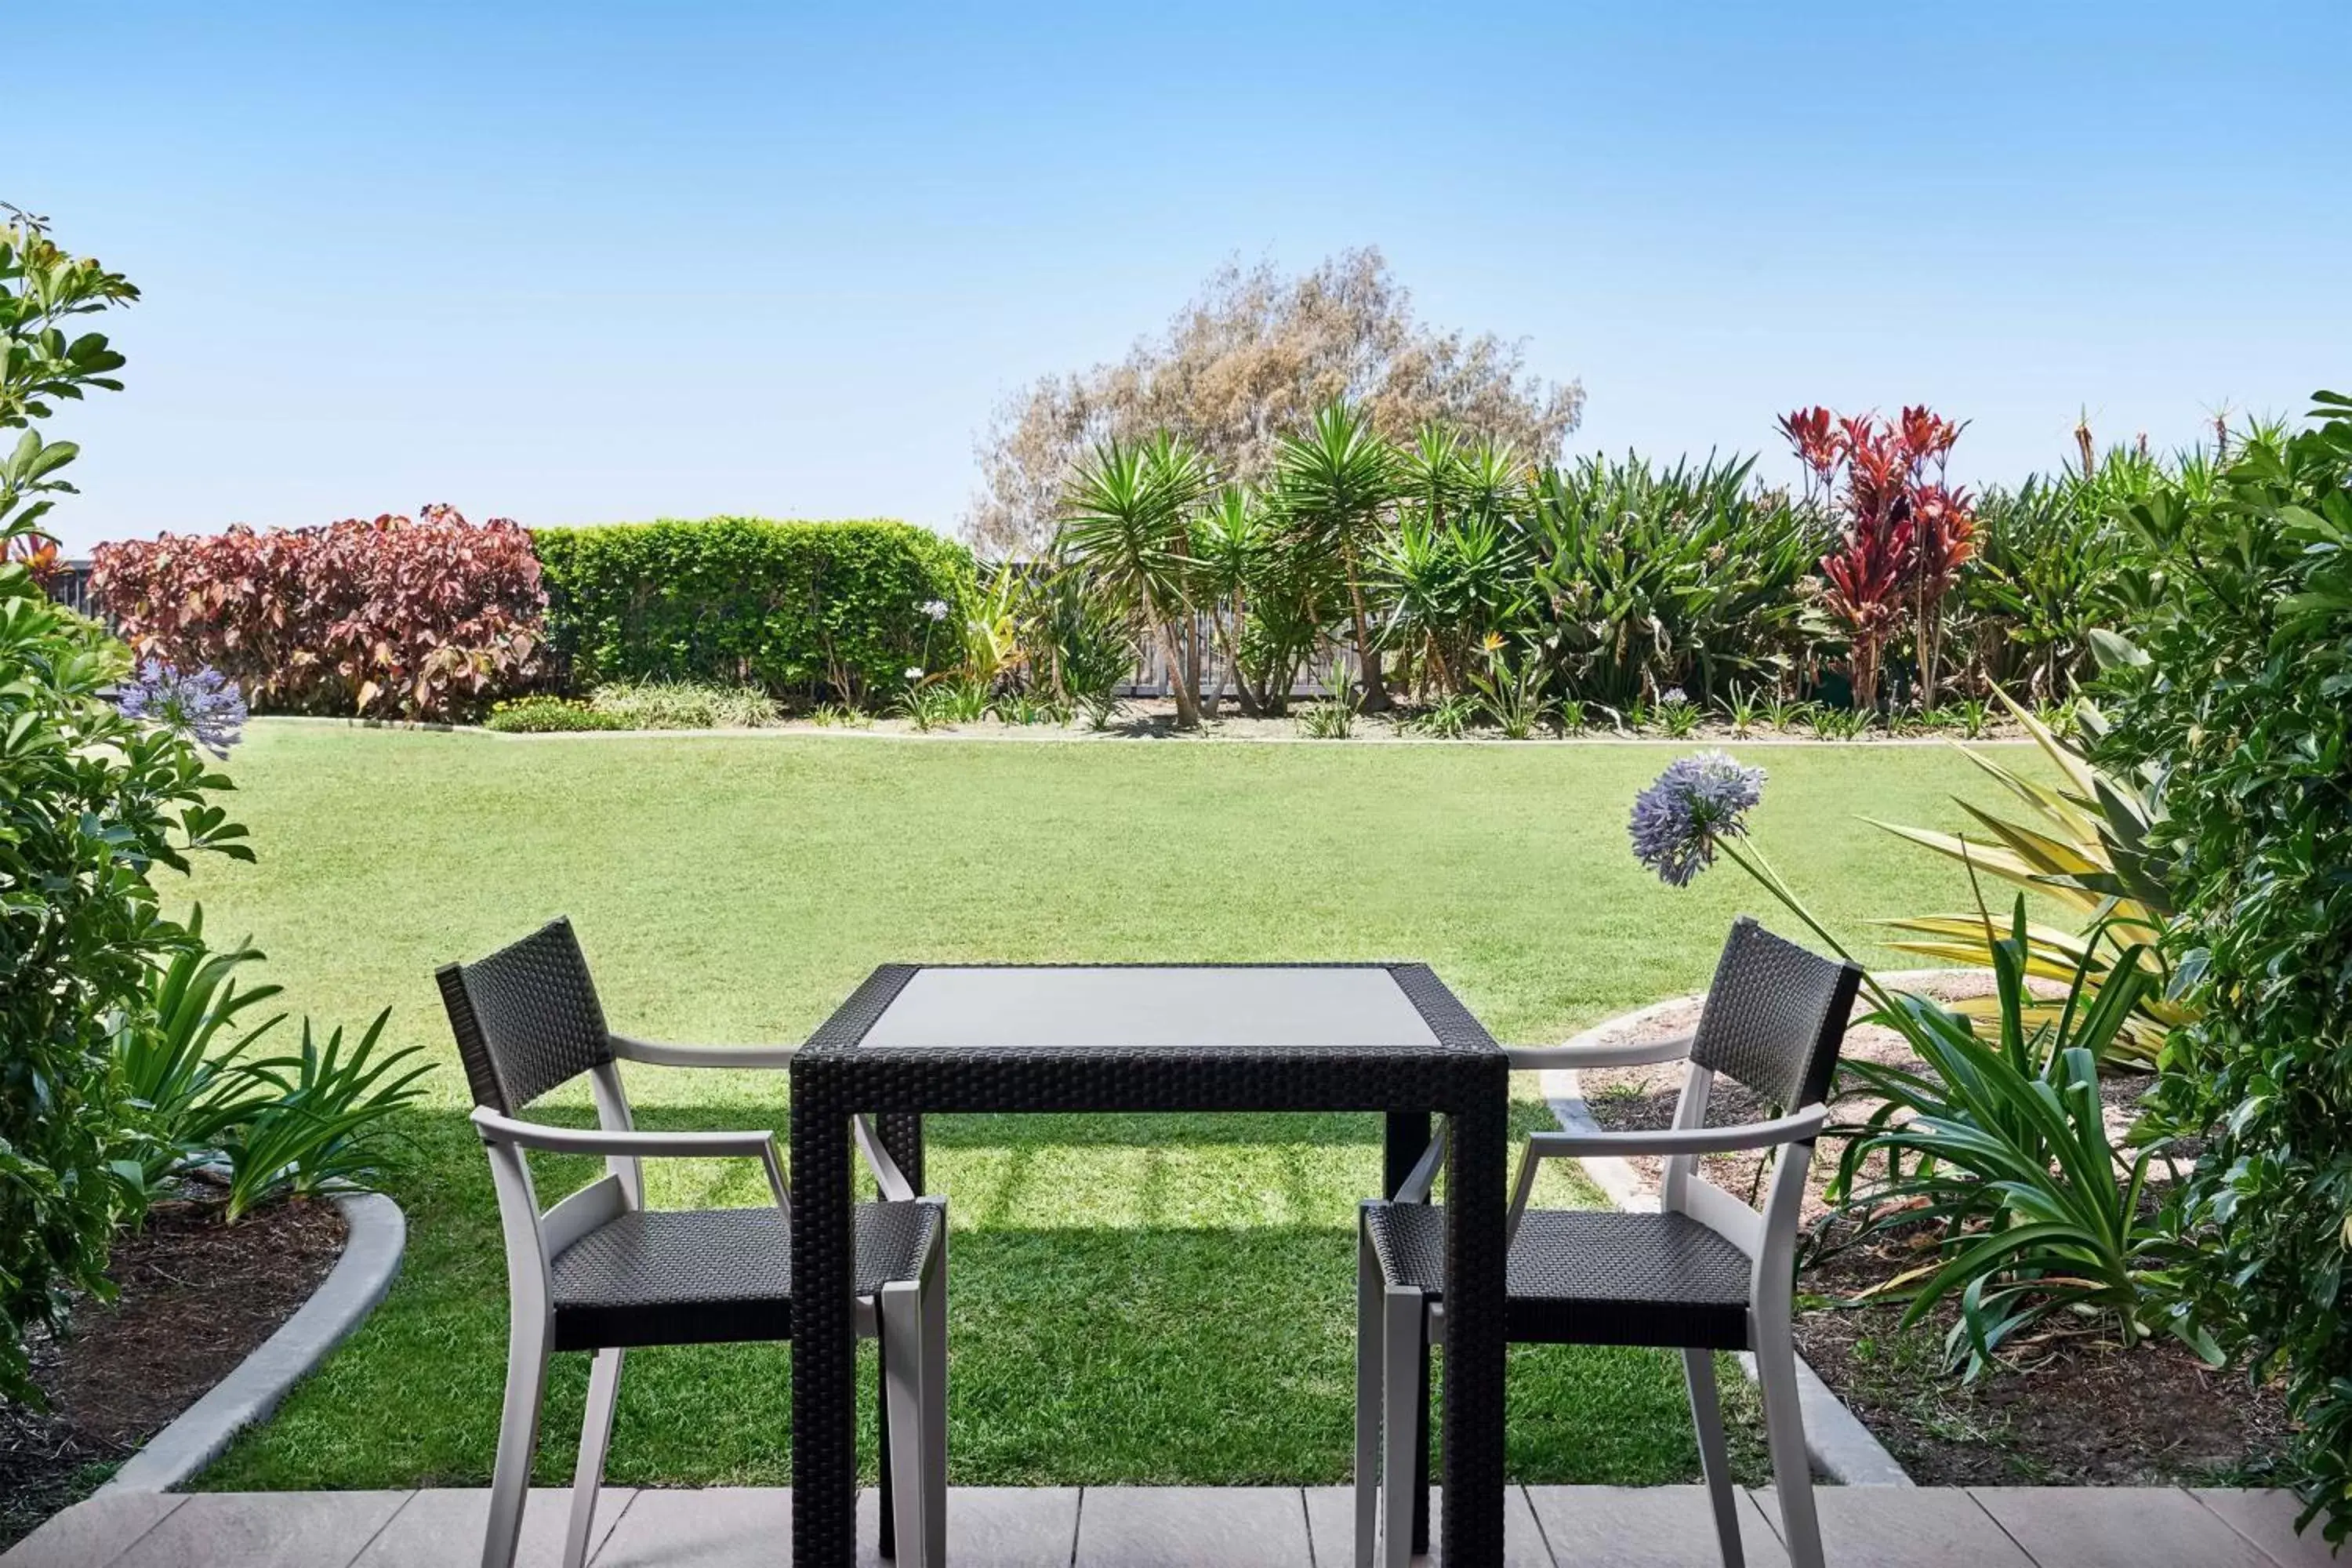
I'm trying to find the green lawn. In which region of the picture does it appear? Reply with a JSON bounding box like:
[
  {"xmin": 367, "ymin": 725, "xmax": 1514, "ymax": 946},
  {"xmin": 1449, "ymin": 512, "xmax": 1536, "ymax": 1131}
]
[{"xmin": 182, "ymin": 723, "xmax": 2031, "ymax": 1491}]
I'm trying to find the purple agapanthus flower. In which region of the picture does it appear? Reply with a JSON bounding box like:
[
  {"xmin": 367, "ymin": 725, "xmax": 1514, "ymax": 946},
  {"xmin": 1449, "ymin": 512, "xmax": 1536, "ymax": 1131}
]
[
  {"xmin": 117, "ymin": 660, "xmax": 248, "ymax": 757},
  {"xmin": 1629, "ymin": 750, "xmax": 1766, "ymax": 887}
]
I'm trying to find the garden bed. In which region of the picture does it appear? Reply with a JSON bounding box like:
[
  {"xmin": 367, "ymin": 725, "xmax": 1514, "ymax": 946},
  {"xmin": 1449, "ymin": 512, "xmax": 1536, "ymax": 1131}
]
[
  {"xmin": 479, "ymin": 691, "xmax": 2045, "ymax": 745},
  {"xmin": 0, "ymin": 1193, "xmax": 347, "ymax": 1550},
  {"xmin": 1571, "ymin": 978, "xmax": 2290, "ymax": 1487}
]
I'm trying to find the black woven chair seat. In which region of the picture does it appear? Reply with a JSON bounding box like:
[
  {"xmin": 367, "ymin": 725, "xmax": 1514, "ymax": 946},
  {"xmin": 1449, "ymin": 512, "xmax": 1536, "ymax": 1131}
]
[
  {"xmin": 1363, "ymin": 1201, "xmax": 1753, "ymax": 1351},
  {"xmin": 550, "ymin": 1200, "xmax": 940, "ymax": 1352}
]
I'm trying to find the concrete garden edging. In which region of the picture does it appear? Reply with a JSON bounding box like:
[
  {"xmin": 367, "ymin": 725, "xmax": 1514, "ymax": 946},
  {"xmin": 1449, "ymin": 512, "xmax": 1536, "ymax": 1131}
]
[
  {"xmin": 1537, "ymin": 997, "xmax": 1915, "ymax": 1486},
  {"xmin": 98, "ymin": 1191, "xmax": 406, "ymax": 1495}
]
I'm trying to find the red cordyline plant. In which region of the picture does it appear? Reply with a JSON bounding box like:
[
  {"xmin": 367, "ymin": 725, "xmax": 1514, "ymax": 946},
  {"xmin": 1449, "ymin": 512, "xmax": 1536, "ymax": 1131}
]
[
  {"xmin": 1778, "ymin": 404, "xmax": 1975, "ymax": 711},
  {"xmin": 93, "ymin": 505, "xmax": 546, "ymax": 722}
]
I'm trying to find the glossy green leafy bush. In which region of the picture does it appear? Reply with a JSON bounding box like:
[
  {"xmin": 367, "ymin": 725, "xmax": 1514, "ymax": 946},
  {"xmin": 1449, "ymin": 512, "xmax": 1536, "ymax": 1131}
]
[
  {"xmin": 2094, "ymin": 393, "xmax": 2352, "ymax": 1541},
  {"xmin": 0, "ymin": 213, "xmax": 250, "ymax": 1403},
  {"xmin": 532, "ymin": 517, "xmax": 975, "ymax": 706}
]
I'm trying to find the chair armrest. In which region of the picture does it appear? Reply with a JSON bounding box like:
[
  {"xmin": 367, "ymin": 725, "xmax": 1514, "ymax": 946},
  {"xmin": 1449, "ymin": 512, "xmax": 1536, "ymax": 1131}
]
[
  {"xmin": 1526, "ymin": 1102, "xmax": 1828, "ymax": 1160},
  {"xmin": 471, "ymin": 1106, "xmax": 775, "ymax": 1159},
  {"xmin": 1502, "ymin": 1031, "xmax": 1694, "ymax": 1072},
  {"xmin": 609, "ymin": 1035, "xmax": 798, "ymax": 1069},
  {"xmin": 470, "ymin": 1108, "xmax": 791, "ymax": 1210}
]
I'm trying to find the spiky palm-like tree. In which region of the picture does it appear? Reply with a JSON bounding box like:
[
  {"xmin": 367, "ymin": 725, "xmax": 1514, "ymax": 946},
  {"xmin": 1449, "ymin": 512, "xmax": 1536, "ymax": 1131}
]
[
  {"xmin": 1056, "ymin": 432, "xmax": 1215, "ymax": 728},
  {"xmin": 1275, "ymin": 400, "xmax": 1401, "ymax": 710}
]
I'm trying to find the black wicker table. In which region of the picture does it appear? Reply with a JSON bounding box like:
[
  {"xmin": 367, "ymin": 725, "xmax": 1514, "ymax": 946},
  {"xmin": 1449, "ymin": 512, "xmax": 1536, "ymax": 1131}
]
[{"xmin": 789, "ymin": 963, "xmax": 1510, "ymax": 1566}]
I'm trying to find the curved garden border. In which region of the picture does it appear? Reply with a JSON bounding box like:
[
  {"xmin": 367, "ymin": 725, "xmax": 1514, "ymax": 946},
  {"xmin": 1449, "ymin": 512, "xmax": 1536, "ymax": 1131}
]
[
  {"xmin": 97, "ymin": 1192, "xmax": 406, "ymax": 1495},
  {"xmin": 1534, "ymin": 988, "xmax": 1971, "ymax": 1487}
]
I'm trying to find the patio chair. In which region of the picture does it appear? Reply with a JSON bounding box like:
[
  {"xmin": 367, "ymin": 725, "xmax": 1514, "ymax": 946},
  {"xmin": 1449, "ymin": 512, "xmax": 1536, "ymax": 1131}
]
[
  {"xmin": 1355, "ymin": 916, "xmax": 1861, "ymax": 1568},
  {"xmin": 436, "ymin": 918, "xmax": 947, "ymax": 1568}
]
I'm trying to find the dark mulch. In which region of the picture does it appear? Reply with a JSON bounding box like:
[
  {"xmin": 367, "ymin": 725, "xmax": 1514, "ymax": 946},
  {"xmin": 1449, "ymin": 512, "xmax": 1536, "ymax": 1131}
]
[
  {"xmin": 0, "ymin": 1193, "xmax": 347, "ymax": 1550},
  {"xmin": 1573, "ymin": 975, "xmax": 2292, "ymax": 1488}
]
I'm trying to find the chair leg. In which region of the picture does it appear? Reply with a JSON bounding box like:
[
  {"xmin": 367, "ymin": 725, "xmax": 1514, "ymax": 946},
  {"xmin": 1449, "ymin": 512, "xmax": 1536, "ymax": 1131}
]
[
  {"xmin": 561, "ymin": 1347, "xmax": 624, "ymax": 1568},
  {"xmin": 1380, "ymin": 1287, "xmax": 1423, "ymax": 1568},
  {"xmin": 484, "ymin": 1313, "xmax": 550, "ymax": 1568},
  {"xmin": 1682, "ymin": 1348, "xmax": 1745, "ymax": 1568},
  {"xmin": 880, "ymin": 1280, "xmax": 928, "ymax": 1568},
  {"xmin": 877, "ymin": 1330, "xmax": 895, "ymax": 1563},
  {"xmin": 919, "ymin": 1236, "xmax": 949, "ymax": 1568},
  {"xmin": 1354, "ymin": 1230, "xmax": 1381, "ymax": 1568},
  {"xmin": 1755, "ymin": 1326, "xmax": 1823, "ymax": 1568}
]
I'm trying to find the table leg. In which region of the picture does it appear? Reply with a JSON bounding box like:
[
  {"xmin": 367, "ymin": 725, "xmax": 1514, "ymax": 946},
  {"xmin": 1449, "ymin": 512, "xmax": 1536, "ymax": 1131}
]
[
  {"xmin": 790, "ymin": 1089, "xmax": 857, "ymax": 1567},
  {"xmin": 873, "ymin": 1111, "xmax": 926, "ymax": 1194},
  {"xmin": 1440, "ymin": 1077, "xmax": 1508, "ymax": 1566},
  {"xmin": 1383, "ymin": 1111, "xmax": 1433, "ymax": 1555}
]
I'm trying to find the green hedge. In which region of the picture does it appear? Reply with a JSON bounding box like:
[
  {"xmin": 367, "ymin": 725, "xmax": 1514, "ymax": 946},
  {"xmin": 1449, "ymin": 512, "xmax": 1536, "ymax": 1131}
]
[{"xmin": 531, "ymin": 518, "xmax": 975, "ymax": 705}]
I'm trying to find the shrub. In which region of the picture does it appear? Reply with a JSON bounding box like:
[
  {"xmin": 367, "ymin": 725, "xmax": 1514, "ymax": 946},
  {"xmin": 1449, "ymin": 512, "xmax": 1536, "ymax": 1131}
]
[
  {"xmin": 532, "ymin": 517, "xmax": 975, "ymax": 707},
  {"xmin": 1525, "ymin": 452, "xmax": 1823, "ymax": 710},
  {"xmin": 92, "ymin": 506, "xmax": 546, "ymax": 721},
  {"xmin": 585, "ymin": 679, "xmax": 779, "ymax": 730},
  {"xmin": 1780, "ymin": 406, "xmax": 1976, "ymax": 711},
  {"xmin": 1, "ymin": 212, "xmax": 250, "ymax": 1403},
  {"xmin": 483, "ymin": 695, "xmax": 624, "ymax": 733},
  {"xmin": 2095, "ymin": 392, "xmax": 2352, "ymax": 1541}
]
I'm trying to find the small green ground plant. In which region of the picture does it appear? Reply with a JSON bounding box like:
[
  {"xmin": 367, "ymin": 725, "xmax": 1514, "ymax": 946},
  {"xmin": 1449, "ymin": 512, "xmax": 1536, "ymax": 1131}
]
[{"xmin": 483, "ymin": 695, "xmax": 623, "ymax": 732}]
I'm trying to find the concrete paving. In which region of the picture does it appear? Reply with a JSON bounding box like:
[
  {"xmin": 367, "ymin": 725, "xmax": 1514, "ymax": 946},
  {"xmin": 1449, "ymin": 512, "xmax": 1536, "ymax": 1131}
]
[{"xmin": 3, "ymin": 1485, "xmax": 2331, "ymax": 1567}]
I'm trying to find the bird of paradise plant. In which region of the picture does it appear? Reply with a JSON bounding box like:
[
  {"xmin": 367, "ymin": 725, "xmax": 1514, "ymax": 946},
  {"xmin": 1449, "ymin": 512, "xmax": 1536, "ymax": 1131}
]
[{"xmin": 1868, "ymin": 688, "xmax": 2185, "ymax": 1065}]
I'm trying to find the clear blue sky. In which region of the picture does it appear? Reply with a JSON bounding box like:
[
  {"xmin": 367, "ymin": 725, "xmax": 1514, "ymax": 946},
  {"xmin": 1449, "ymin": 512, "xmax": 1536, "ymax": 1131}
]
[{"xmin": 23, "ymin": 1, "xmax": 2349, "ymax": 553}]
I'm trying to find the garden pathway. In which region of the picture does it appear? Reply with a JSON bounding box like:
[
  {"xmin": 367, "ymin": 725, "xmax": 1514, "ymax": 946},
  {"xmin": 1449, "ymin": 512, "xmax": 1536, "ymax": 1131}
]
[{"xmin": 4, "ymin": 1484, "xmax": 2332, "ymax": 1567}]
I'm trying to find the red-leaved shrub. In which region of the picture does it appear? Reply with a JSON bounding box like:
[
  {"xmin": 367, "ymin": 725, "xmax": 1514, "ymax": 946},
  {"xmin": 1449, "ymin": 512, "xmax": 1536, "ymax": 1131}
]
[
  {"xmin": 92, "ymin": 506, "xmax": 546, "ymax": 721},
  {"xmin": 1778, "ymin": 405, "xmax": 1976, "ymax": 711}
]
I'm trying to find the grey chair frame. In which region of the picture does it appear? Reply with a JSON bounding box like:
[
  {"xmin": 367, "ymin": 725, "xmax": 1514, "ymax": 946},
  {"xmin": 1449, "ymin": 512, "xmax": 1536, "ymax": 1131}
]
[
  {"xmin": 441, "ymin": 931, "xmax": 946, "ymax": 1568},
  {"xmin": 1355, "ymin": 919, "xmax": 1858, "ymax": 1568}
]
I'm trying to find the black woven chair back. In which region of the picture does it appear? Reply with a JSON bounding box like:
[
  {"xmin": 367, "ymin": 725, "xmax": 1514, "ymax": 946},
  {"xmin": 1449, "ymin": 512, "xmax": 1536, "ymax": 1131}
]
[
  {"xmin": 436, "ymin": 917, "xmax": 615, "ymax": 1115},
  {"xmin": 1686, "ymin": 916, "xmax": 1863, "ymax": 1113}
]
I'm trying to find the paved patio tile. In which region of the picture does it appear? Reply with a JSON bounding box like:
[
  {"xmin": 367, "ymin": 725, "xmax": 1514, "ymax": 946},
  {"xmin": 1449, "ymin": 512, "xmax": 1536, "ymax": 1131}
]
[
  {"xmin": 1748, "ymin": 1486, "xmax": 2030, "ymax": 1568},
  {"xmin": 895, "ymin": 1486, "xmax": 1080, "ymax": 1567},
  {"xmin": 1969, "ymin": 1486, "xmax": 2274, "ymax": 1568},
  {"xmin": 2190, "ymin": 1490, "xmax": 2341, "ymax": 1568},
  {"xmin": 107, "ymin": 1492, "xmax": 410, "ymax": 1568},
  {"xmin": 0, "ymin": 1494, "xmax": 187, "ymax": 1568},
  {"xmin": 1076, "ymin": 1487, "xmax": 1309, "ymax": 1567},
  {"xmin": 1300, "ymin": 1485, "xmax": 1552, "ymax": 1566},
  {"xmin": 592, "ymin": 1490, "xmax": 795, "ymax": 1568},
  {"xmin": 351, "ymin": 1488, "xmax": 633, "ymax": 1568},
  {"xmin": 1523, "ymin": 1485, "xmax": 1788, "ymax": 1568}
]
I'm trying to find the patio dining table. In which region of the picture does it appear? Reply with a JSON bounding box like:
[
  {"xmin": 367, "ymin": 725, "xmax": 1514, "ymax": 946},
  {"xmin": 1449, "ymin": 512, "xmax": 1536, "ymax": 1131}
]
[{"xmin": 789, "ymin": 962, "xmax": 1511, "ymax": 1566}]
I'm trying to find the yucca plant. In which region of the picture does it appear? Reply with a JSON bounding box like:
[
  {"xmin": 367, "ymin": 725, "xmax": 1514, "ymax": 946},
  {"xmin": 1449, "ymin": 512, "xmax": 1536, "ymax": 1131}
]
[
  {"xmin": 1273, "ymin": 401, "xmax": 1401, "ymax": 710},
  {"xmin": 1058, "ymin": 432, "xmax": 1215, "ymax": 728},
  {"xmin": 1823, "ymin": 903, "xmax": 2210, "ymax": 1376},
  {"xmin": 215, "ymin": 1010, "xmax": 432, "ymax": 1221},
  {"xmin": 1870, "ymin": 688, "xmax": 2182, "ymax": 1064}
]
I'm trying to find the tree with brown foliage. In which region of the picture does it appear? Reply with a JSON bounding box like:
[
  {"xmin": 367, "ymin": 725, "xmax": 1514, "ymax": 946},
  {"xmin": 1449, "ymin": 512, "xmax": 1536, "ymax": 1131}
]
[{"xmin": 966, "ymin": 248, "xmax": 1581, "ymax": 557}]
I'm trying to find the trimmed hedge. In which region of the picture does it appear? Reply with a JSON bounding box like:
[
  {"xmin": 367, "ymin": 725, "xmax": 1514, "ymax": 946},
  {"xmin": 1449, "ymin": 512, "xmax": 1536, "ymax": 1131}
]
[{"xmin": 531, "ymin": 517, "xmax": 975, "ymax": 706}]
